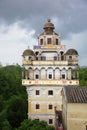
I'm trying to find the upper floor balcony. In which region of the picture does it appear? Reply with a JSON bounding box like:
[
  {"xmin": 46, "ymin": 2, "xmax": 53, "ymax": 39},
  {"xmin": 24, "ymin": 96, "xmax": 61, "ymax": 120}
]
[
  {"xmin": 22, "ymin": 59, "xmax": 78, "ymax": 66},
  {"xmin": 22, "ymin": 79, "xmax": 79, "ymax": 86}
]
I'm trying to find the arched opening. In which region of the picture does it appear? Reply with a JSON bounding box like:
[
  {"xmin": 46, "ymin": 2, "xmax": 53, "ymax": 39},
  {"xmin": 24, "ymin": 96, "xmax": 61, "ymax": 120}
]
[
  {"xmin": 47, "ymin": 68, "xmax": 53, "ymax": 79},
  {"xmin": 41, "ymin": 68, "xmax": 46, "ymax": 80},
  {"xmin": 28, "ymin": 67, "xmax": 34, "ymax": 79},
  {"xmin": 59, "ymin": 51, "xmax": 64, "ymax": 61},
  {"xmin": 55, "ymin": 68, "xmax": 60, "ymax": 79},
  {"xmin": 61, "ymin": 68, "xmax": 66, "ymax": 79},
  {"xmin": 34, "ymin": 69, "xmax": 39, "ymax": 79}
]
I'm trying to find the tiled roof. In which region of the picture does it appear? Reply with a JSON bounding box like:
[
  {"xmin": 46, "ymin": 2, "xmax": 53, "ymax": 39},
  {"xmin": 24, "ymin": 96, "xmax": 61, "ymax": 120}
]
[{"xmin": 64, "ymin": 86, "xmax": 87, "ymax": 103}]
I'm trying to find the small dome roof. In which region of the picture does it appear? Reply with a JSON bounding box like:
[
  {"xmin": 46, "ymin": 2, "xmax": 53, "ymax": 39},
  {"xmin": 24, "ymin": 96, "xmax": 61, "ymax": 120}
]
[
  {"xmin": 43, "ymin": 19, "xmax": 55, "ymax": 29},
  {"xmin": 22, "ymin": 49, "xmax": 35, "ymax": 56},
  {"xmin": 66, "ymin": 49, "xmax": 78, "ymax": 55}
]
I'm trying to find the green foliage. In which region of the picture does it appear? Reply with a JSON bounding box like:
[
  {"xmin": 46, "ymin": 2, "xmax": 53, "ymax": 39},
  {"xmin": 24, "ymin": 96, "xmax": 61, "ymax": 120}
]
[
  {"xmin": 0, "ymin": 65, "xmax": 27, "ymax": 130},
  {"xmin": 7, "ymin": 95, "xmax": 27, "ymax": 128},
  {"xmin": 17, "ymin": 119, "xmax": 55, "ymax": 130},
  {"xmin": 79, "ymin": 67, "xmax": 87, "ymax": 86},
  {"xmin": 2, "ymin": 119, "xmax": 12, "ymax": 130}
]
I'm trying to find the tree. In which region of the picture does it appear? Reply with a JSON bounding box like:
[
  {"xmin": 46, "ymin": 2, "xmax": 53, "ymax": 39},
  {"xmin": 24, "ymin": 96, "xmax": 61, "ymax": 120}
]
[
  {"xmin": 7, "ymin": 95, "xmax": 27, "ymax": 129},
  {"xmin": 2, "ymin": 119, "xmax": 12, "ymax": 130},
  {"xmin": 17, "ymin": 119, "xmax": 55, "ymax": 130}
]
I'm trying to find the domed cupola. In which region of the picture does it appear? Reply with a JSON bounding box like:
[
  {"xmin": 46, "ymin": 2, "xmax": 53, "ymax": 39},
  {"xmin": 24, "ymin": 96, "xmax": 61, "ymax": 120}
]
[
  {"xmin": 66, "ymin": 49, "xmax": 78, "ymax": 55},
  {"xmin": 43, "ymin": 19, "xmax": 55, "ymax": 34},
  {"xmin": 22, "ymin": 48, "xmax": 35, "ymax": 57}
]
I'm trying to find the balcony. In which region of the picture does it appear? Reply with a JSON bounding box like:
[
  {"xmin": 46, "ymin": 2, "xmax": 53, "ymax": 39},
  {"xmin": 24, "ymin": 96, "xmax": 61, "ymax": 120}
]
[
  {"xmin": 22, "ymin": 79, "xmax": 79, "ymax": 86},
  {"xmin": 22, "ymin": 60, "xmax": 68, "ymax": 66}
]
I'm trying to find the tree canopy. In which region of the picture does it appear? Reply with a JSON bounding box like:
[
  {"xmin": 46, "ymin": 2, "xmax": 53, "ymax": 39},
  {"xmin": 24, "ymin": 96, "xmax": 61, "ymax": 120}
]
[{"xmin": 17, "ymin": 119, "xmax": 55, "ymax": 130}]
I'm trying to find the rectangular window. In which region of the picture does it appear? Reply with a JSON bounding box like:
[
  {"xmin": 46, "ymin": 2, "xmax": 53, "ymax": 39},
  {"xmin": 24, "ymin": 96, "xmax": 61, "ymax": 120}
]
[
  {"xmin": 41, "ymin": 56, "xmax": 46, "ymax": 61},
  {"xmin": 49, "ymin": 119, "xmax": 53, "ymax": 124},
  {"xmin": 69, "ymin": 56, "xmax": 72, "ymax": 59},
  {"xmin": 40, "ymin": 39, "xmax": 43, "ymax": 45},
  {"xmin": 48, "ymin": 90, "xmax": 53, "ymax": 95},
  {"xmin": 35, "ymin": 119, "xmax": 39, "ymax": 121},
  {"xmin": 47, "ymin": 38, "xmax": 51, "ymax": 44},
  {"xmin": 54, "ymin": 56, "xmax": 57, "ymax": 61},
  {"xmin": 36, "ymin": 104, "xmax": 40, "ymax": 109},
  {"xmin": 62, "ymin": 74, "xmax": 65, "ymax": 79},
  {"xmin": 49, "ymin": 74, "xmax": 52, "ymax": 79},
  {"xmin": 36, "ymin": 90, "xmax": 40, "ymax": 95},
  {"xmin": 56, "ymin": 39, "xmax": 58, "ymax": 45},
  {"xmin": 35, "ymin": 74, "xmax": 39, "ymax": 79},
  {"xmin": 49, "ymin": 105, "xmax": 53, "ymax": 109}
]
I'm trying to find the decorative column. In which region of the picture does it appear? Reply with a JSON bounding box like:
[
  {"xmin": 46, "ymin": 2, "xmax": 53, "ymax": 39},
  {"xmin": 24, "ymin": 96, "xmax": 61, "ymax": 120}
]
[{"xmin": 53, "ymin": 69, "xmax": 55, "ymax": 79}]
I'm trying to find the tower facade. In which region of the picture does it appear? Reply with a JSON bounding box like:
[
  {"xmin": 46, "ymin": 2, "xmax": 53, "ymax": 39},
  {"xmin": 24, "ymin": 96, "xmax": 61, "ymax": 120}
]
[{"xmin": 22, "ymin": 19, "xmax": 79, "ymax": 125}]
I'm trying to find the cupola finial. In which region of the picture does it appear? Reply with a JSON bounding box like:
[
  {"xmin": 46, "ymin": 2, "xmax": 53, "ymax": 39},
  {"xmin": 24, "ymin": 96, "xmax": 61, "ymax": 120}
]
[{"xmin": 48, "ymin": 19, "xmax": 51, "ymax": 22}]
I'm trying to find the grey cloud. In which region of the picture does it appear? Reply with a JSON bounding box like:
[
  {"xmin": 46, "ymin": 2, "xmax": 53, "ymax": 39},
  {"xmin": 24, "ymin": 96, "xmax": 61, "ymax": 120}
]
[{"xmin": 0, "ymin": 0, "xmax": 87, "ymax": 39}]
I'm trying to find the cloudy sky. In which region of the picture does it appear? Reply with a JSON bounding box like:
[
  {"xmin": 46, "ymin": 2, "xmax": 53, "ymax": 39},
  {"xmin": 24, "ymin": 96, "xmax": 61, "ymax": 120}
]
[{"xmin": 0, "ymin": 0, "xmax": 87, "ymax": 66}]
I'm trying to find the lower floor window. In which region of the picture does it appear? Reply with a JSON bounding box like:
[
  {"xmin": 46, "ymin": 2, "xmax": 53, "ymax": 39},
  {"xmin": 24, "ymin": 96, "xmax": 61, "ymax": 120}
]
[
  {"xmin": 49, "ymin": 119, "xmax": 53, "ymax": 124},
  {"xmin": 36, "ymin": 104, "xmax": 40, "ymax": 109},
  {"xmin": 35, "ymin": 118, "xmax": 39, "ymax": 121},
  {"xmin": 49, "ymin": 104, "xmax": 53, "ymax": 109}
]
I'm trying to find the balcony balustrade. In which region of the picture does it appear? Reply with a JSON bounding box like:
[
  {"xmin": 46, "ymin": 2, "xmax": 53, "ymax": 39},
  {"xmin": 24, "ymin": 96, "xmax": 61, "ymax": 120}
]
[{"xmin": 22, "ymin": 79, "xmax": 79, "ymax": 86}]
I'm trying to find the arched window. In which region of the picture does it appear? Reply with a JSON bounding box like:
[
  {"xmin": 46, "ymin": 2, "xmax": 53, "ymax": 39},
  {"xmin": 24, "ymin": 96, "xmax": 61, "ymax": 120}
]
[
  {"xmin": 61, "ymin": 69, "xmax": 66, "ymax": 79},
  {"xmin": 28, "ymin": 68, "xmax": 33, "ymax": 79},
  {"xmin": 40, "ymin": 39, "xmax": 43, "ymax": 45},
  {"xmin": 47, "ymin": 38, "xmax": 51, "ymax": 44},
  {"xmin": 55, "ymin": 68, "xmax": 60, "ymax": 79},
  {"xmin": 47, "ymin": 68, "xmax": 53, "ymax": 79},
  {"xmin": 56, "ymin": 38, "xmax": 58, "ymax": 45},
  {"xmin": 60, "ymin": 51, "xmax": 64, "ymax": 61},
  {"xmin": 68, "ymin": 68, "xmax": 72, "ymax": 80},
  {"xmin": 34, "ymin": 69, "xmax": 39, "ymax": 79},
  {"xmin": 41, "ymin": 68, "xmax": 46, "ymax": 79}
]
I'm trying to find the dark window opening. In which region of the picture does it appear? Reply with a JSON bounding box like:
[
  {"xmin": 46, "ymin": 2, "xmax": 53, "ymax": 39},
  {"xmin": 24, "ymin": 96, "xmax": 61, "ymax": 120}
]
[
  {"xmin": 56, "ymin": 39, "xmax": 58, "ymax": 45},
  {"xmin": 35, "ymin": 52, "xmax": 39, "ymax": 56},
  {"xmin": 40, "ymin": 39, "xmax": 43, "ymax": 45},
  {"xmin": 49, "ymin": 119, "xmax": 53, "ymax": 124},
  {"xmin": 54, "ymin": 56, "xmax": 57, "ymax": 61},
  {"xmin": 48, "ymin": 90, "xmax": 53, "ymax": 95},
  {"xmin": 36, "ymin": 57, "xmax": 38, "ymax": 60},
  {"xmin": 41, "ymin": 56, "xmax": 46, "ymax": 61},
  {"xmin": 69, "ymin": 56, "xmax": 72, "ymax": 59},
  {"xmin": 35, "ymin": 118, "xmax": 39, "ymax": 121},
  {"xmin": 36, "ymin": 104, "xmax": 40, "ymax": 109},
  {"xmin": 62, "ymin": 74, "xmax": 65, "ymax": 79},
  {"xmin": 47, "ymin": 38, "xmax": 51, "ymax": 44},
  {"xmin": 49, "ymin": 74, "xmax": 52, "ymax": 79},
  {"xmin": 36, "ymin": 90, "xmax": 40, "ymax": 95},
  {"xmin": 49, "ymin": 105, "xmax": 53, "ymax": 109},
  {"xmin": 35, "ymin": 74, "xmax": 39, "ymax": 79}
]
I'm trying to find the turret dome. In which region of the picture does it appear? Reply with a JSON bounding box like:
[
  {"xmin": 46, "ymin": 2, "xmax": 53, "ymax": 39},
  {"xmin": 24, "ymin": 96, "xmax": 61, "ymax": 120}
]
[
  {"xmin": 22, "ymin": 49, "xmax": 35, "ymax": 56},
  {"xmin": 43, "ymin": 19, "xmax": 55, "ymax": 29},
  {"xmin": 66, "ymin": 49, "xmax": 78, "ymax": 55}
]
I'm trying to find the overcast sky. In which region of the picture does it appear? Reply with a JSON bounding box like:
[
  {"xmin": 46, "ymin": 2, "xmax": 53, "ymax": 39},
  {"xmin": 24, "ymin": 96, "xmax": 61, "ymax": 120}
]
[{"xmin": 0, "ymin": 0, "xmax": 87, "ymax": 66}]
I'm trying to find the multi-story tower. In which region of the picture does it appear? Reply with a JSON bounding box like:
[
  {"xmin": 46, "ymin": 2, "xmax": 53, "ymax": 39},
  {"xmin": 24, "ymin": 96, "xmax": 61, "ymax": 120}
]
[{"xmin": 22, "ymin": 19, "xmax": 79, "ymax": 125}]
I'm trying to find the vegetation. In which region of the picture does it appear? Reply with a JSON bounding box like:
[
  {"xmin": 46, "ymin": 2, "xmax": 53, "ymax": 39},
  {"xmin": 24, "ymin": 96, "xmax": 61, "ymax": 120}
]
[
  {"xmin": 79, "ymin": 67, "xmax": 87, "ymax": 86},
  {"xmin": 0, "ymin": 64, "xmax": 27, "ymax": 130},
  {"xmin": 0, "ymin": 64, "xmax": 86, "ymax": 129},
  {"xmin": 17, "ymin": 119, "xmax": 55, "ymax": 130}
]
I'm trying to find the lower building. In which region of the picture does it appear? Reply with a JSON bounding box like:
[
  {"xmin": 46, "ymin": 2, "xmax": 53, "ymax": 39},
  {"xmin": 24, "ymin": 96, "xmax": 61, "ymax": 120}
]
[{"xmin": 62, "ymin": 86, "xmax": 87, "ymax": 130}]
